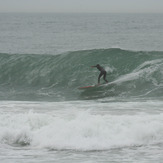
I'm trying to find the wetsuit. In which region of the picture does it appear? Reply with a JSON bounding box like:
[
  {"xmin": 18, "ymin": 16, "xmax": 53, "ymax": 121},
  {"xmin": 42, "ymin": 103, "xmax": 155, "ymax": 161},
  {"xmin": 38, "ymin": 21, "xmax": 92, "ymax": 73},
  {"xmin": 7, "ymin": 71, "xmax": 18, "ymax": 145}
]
[{"xmin": 94, "ymin": 64, "xmax": 108, "ymax": 84}]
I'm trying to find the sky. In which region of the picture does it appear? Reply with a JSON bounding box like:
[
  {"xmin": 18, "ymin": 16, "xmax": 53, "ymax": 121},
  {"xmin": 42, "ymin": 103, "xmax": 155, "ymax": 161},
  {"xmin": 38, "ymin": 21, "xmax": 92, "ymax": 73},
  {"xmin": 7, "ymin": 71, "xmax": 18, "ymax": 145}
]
[{"xmin": 0, "ymin": 0, "xmax": 163, "ymax": 13}]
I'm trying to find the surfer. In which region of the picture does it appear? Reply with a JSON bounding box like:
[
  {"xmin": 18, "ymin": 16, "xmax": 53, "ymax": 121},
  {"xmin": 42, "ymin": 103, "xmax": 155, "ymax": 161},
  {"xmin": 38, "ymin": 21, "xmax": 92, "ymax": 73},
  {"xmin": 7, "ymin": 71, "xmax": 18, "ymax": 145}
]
[{"xmin": 91, "ymin": 64, "xmax": 108, "ymax": 84}]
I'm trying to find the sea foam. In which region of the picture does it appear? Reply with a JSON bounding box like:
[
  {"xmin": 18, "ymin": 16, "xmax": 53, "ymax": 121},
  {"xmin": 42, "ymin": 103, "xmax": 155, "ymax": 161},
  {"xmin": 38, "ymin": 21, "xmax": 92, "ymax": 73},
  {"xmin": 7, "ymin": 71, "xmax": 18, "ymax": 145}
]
[{"xmin": 0, "ymin": 107, "xmax": 163, "ymax": 151}]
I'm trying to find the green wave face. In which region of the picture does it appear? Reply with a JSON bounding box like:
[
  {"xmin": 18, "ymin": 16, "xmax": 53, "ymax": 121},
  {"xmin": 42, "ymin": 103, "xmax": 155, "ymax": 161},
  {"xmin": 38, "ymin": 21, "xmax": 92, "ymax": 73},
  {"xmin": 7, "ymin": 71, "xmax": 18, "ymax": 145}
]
[{"xmin": 0, "ymin": 48, "xmax": 163, "ymax": 101}]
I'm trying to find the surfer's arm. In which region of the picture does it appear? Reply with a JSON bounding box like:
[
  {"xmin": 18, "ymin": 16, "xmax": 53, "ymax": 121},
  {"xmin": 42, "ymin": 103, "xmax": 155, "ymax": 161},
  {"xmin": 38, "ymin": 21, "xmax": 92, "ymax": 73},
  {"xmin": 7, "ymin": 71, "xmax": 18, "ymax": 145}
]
[{"xmin": 91, "ymin": 65, "xmax": 97, "ymax": 68}]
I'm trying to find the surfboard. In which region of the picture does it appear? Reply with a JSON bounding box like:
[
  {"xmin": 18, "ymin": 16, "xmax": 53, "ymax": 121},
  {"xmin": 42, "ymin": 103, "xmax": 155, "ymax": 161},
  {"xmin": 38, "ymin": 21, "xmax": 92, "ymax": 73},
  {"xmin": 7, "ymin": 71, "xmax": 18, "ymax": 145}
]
[
  {"xmin": 78, "ymin": 83, "xmax": 109, "ymax": 90},
  {"xmin": 78, "ymin": 85, "xmax": 96, "ymax": 89}
]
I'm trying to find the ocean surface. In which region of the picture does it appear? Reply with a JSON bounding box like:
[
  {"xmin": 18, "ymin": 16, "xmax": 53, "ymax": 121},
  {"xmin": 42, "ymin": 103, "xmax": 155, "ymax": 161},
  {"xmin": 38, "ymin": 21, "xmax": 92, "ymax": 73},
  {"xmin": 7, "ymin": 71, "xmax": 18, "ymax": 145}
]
[{"xmin": 0, "ymin": 13, "xmax": 163, "ymax": 163}]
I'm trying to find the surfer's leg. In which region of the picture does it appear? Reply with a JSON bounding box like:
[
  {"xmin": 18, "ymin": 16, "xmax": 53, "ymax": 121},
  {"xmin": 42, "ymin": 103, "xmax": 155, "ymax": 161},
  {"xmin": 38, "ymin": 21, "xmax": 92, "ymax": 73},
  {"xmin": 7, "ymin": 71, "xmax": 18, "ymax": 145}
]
[
  {"xmin": 98, "ymin": 72, "xmax": 103, "ymax": 84},
  {"xmin": 103, "ymin": 71, "xmax": 108, "ymax": 83}
]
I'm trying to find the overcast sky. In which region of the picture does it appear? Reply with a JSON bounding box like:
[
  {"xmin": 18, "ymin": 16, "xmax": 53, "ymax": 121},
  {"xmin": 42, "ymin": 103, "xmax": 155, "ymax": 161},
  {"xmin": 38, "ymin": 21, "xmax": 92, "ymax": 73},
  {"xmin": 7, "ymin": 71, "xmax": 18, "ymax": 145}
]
[{"xmin": 0, "ymin": 0, "xmax": 163, "ymax": 13}]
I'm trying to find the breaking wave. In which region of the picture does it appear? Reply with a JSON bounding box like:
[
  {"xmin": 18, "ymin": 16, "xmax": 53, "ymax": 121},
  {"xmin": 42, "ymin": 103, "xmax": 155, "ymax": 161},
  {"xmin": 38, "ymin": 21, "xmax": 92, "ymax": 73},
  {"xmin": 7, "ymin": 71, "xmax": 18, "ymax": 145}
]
[{"xmin": 0, "ymin": 48, "xmax": 163, "ymax": 101}]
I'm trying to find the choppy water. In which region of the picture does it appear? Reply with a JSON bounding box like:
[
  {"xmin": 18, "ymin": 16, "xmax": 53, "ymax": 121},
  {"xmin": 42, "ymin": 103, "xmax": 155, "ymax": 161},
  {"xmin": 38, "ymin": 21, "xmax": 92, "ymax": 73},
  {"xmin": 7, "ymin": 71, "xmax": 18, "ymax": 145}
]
[{"xmin": 0, "ymin": 13, "xmax": 163, "ymax": 163}]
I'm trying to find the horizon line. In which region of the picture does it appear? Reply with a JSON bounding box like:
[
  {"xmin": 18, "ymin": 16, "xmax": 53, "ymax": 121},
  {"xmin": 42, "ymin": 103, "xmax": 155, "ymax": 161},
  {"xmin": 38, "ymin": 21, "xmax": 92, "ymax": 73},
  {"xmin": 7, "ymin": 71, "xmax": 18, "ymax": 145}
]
[{"xmin": 0, "ymin": 11, "xmax": 163, "ymax": 14}]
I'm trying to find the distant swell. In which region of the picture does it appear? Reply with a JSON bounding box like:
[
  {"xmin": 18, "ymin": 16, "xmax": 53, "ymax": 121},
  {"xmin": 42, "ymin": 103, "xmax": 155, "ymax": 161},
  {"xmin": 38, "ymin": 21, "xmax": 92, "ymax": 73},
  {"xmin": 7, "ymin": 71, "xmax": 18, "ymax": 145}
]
[{"xmin": 0, "ymin": 48, "xmax": 163, "ymax": 101}]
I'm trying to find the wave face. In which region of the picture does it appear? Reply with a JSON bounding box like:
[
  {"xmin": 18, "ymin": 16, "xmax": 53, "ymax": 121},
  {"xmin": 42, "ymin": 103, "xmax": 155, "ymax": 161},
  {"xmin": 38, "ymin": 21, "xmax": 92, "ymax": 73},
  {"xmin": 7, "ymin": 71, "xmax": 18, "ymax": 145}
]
[{"xmin": 0, "ymin": 48, "xmax": 163, "ymax": 101}]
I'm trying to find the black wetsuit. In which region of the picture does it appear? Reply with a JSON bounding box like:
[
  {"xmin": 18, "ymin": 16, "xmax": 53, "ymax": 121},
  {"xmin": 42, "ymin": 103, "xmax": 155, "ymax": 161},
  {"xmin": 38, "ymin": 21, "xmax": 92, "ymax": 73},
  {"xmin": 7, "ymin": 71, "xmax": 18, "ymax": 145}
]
[{"xmin": 95, "ymin": 64, "xmax": 108, "ymax": 84}]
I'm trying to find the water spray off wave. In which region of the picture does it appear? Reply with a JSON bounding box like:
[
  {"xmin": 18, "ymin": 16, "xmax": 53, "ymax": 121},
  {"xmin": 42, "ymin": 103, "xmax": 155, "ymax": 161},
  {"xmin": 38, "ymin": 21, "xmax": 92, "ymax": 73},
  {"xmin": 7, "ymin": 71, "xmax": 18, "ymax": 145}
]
[{"xmin": 0, "ymin": 48, "xmax": 163, "ymax": 101}]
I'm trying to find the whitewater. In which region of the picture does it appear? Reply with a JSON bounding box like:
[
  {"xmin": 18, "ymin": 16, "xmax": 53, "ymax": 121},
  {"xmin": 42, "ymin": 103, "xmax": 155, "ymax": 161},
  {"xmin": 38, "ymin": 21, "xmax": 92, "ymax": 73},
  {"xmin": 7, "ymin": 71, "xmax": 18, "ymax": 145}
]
[{"xmin": 0, "ymin": 13, "xmax": 163, "ymax": 163}]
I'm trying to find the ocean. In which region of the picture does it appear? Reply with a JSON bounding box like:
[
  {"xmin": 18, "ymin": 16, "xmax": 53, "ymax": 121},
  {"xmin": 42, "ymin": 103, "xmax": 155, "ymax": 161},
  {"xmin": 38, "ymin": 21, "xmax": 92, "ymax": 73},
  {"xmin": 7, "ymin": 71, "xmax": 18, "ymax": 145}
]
[{"xmin": 0, "ymin": 13, "xmax": 163, "ymax": 163}]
